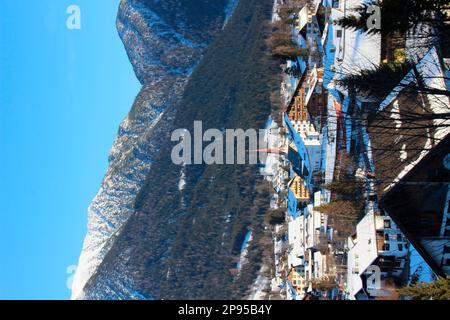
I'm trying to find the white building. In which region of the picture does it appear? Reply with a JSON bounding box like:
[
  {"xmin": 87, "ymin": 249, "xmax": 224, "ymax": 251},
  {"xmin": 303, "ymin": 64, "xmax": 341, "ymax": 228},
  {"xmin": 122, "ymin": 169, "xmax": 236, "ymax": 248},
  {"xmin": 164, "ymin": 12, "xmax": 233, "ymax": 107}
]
[
  {"xmin": 291, "ymin": 120, "xmax": 322, "ymax": 172},
  {"xmin": 288, "ymin": 216, "xmax": 306, "ymax": 268},
  {"xmin": 346, "ymin": 210, "xmax": 408, "ymax": 300},
  {"xmin": 330, "ymin": 0, "xmax": 382, "ymax": 90}
]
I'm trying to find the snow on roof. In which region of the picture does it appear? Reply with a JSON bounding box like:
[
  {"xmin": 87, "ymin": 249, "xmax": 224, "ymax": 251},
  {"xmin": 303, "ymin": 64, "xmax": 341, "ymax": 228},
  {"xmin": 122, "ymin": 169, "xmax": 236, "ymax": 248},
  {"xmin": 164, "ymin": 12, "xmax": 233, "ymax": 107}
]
[
  {"xmin": 297, "ymin": 6, "xmax": 309, "ymax": 32},
  {"xmin": 331, "ymin": 1, "xmax": 382, "ymax": 94},
  {"xmin": 379, "ymin": 47, "xmax": 448, "ymax": 113},
  {"xmin": 374, "ymin": 47, "xmax": 450, "ymax": 194},
  {"xmin": 288, "ymin": 217, "xmax": 305, "ymax": 267},
  {"xmin": 346, "ymin": 210, "xmax": 378, "ymax": 299}
]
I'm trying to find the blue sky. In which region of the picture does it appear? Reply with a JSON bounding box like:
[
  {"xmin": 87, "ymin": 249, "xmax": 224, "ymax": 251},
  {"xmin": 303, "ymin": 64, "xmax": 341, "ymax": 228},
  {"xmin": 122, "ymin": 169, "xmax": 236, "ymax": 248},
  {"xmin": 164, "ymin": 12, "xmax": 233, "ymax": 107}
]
[{"xmin": 0, "ymin": 1, "xmax": 140, "ymax": 299}]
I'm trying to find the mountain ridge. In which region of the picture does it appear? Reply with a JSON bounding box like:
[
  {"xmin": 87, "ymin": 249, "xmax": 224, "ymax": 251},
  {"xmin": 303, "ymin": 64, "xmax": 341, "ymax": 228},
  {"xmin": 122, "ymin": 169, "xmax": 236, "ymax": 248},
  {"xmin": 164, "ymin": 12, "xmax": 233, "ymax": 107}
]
[{"xmin": 71, "ymin": 0, "xmax": 231, "ymax": 299}]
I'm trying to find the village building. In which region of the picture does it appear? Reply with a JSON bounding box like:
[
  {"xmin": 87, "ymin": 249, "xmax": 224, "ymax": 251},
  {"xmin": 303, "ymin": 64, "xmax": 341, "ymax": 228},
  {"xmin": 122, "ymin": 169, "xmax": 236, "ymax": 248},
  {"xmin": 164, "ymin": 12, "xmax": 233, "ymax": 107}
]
[
  {"xmin": 346, "ymin": 210, "xmax": 409, "ymax": 299},
  {"xmin": 272, "ymin": 0, "xmax": 449, "ymax": 300},
  {"xmin": 367, "ymin": 47, "xmax": 450, "ymax": 277}
]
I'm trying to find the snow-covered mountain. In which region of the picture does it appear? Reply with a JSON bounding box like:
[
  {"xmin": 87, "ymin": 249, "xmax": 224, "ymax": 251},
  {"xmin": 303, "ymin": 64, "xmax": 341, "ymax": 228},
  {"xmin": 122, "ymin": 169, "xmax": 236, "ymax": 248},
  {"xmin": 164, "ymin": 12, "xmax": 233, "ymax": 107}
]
[
  {"xmin": 73, "ymin": 0, "xmax": 278, "ymax": 300},
  {"xmin": 71, "ymin": 0, "xmax": 231, "ymax": 299}
]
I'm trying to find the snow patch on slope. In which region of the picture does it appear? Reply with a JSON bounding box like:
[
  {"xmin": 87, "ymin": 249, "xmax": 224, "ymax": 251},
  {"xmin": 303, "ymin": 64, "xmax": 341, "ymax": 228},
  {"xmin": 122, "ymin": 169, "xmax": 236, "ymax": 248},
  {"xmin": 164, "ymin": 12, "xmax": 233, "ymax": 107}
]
[{"xmin": 223, "ymin": 0, "xmax": 239, "ymax": 28}]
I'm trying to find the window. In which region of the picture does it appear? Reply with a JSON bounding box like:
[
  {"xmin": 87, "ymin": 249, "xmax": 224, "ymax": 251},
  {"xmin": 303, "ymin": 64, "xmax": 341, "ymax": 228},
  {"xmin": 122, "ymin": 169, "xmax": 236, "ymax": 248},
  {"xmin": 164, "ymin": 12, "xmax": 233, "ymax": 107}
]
[
  {"xmin": 384, "ymin": 244, "xmax": 390, "ymax": 251},
  {"xmin": 444, "ymin": 245, "xmax": 450, "ymax": 255},
  {"xmin": 332, "ymin": 0, "xmax": 340, "ymax": 9},
  {"xmin": 384, "ymin": 234, "xmax": 389, "ymax": 241},
  {"xmin": 398, "ymin": 244, "xmax": 403, "ymax": 251},
  {"xmin": 384, "ymin": 220, "xmax": 391, "ymax": 229},
  {"xmin": 336, "ymin": 30, "xmax": 342, "ymax": 38},
  {"xmin": 397, "ymin": 234, "xmax": 403, "ymax": 241}
]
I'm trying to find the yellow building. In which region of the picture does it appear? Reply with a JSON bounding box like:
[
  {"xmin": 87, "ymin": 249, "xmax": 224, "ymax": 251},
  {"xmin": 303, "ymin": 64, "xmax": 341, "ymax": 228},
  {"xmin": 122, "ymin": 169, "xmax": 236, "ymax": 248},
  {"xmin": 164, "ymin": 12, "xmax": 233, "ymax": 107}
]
[
  {"xmin": 289, "ymin": 174, "xmax": 310, "ymax": 202},
  {"xmin": 288, "ymin": 268, "xmax": 306, "ymax": 296}
]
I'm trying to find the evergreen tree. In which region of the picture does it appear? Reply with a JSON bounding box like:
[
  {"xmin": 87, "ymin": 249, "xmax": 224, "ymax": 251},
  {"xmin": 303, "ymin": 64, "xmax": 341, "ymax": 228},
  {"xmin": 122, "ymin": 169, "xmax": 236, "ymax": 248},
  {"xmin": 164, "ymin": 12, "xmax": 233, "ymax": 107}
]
[
  {"xmin": 335, "ymin": 60, "xmax": 415, "ymax": 100},
  {"xmin": 335, "ymin": 0, "xmax": 449, "ymax": 38},
  {"xmin": 398, "ymin": 277, "xmax": 450, "ymax": 300}
]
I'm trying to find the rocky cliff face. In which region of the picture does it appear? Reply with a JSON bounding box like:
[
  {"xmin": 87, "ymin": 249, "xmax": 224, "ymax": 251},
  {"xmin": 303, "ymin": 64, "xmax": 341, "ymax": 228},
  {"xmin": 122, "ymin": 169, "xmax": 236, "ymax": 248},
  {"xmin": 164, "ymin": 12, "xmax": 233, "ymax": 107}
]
[
  {"xmin": 71, "ymin": 0, "xmax": 229, "ymax": 299},
  {"xmin": 117, "ymin": 0, "xmax": 230, "ymax": 84}
]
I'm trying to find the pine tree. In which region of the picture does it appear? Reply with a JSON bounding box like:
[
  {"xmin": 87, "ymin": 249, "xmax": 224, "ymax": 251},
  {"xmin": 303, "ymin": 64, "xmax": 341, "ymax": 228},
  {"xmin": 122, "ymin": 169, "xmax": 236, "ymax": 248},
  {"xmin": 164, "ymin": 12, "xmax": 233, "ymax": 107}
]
[
  {"xmin": 398, "ymin": 277, "xmax": 450, "ymax": 300},
  {"xmin": 335, "ymin": 0, "xmax": 449, "ymax": 37},
  {"xmin": 335, "ymin": 60, "xmax": 415, "ymax": 100}
]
